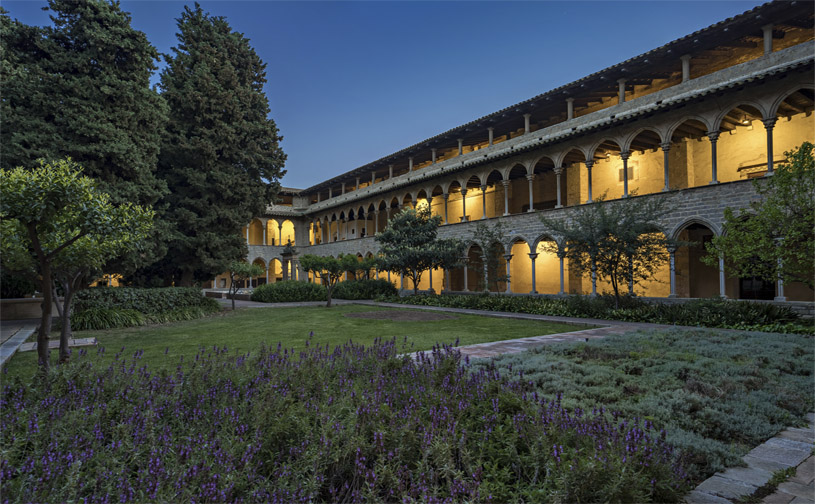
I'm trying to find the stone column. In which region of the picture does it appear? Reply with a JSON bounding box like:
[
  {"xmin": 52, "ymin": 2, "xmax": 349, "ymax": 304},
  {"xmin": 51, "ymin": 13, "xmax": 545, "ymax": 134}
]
[
  {"xmin": 372, "ymin": 171, "xmax": 376, "ymax": 184},
  {"xmin": 341, "ymin": 219, "xmax": 346, "ymax": 240},
  {"xmin": 428, "ymin": 267, "xmax": 433, "ymax": 293},
  {"xmin": 553, "ymin": 167, "xmax": 564, "ymax": 208},
  {"xmin": 585, "ymin": 160, "xmax": 594, "ymax": 203},
  {"xmin": 680, "ymin": 55, "xmax": 691, "ymax": 82},
  {"xmin": 668, "ymin": 246, "xmax": 677, "ymax": 298},
  {"xmin": 566, "ymin": 98, "xmax": 574, "ymax": 120},
  {"xmin": 620, "ymin": 152, "xmax": 630, "ymax": 197},
  {"xmin": 400, "ymin": 273, "xmax": 404, "ymax": 291},
  {"xmin": 427, "ymin": 195, "xmax": 434, "ymax": 216},
  {"xmin": 374, "ymin": 210, "xmax": 379, "ymax": 233},
  {"xmin": 262, "ymin": 225, "xmax": 267, "ymax": 246},
  {"xmin": 661, "ymin": 142, "xmax": 671, "ymax": 192},
  {"xmin": 442, "ymin": 193, "xmax": 449, "ymax": 224},
  {"xmin": 707, "ymin": 131, "xmax": 720, "ymax": 184},
  {"xmin": 386, "ymin": 207, "xmax": 391, "ymax": 222},
  {"xmin": 388, "ymin": 164, "xmax": 393, "ymax": 179},
  {"xmin": 528, "ymin": 253, "xmax": 538, "ymax": 294},
  {"xmin": 462, "ymin": 261, "xmax": 469, "ymax": 292},
  {"xmin": 523, "ymin": 113, "xmax": 531, "ymax": 134},
  {"xmin": 617, "ymin": 78, "xmax": 626, "ymax": 104},
  {"xmin": 457, "ymin": 139, "xmax": 463, "ymax": 156},
  {"xmin": 317, "ymin": 193, "xmax": 321, "ymax": 203},
  {"xmin": 762, "ymin": 24, "xmax": 773, "ymax": 55},
  {"xmin": 763, "ymin": 118, "xmax": 777, "ymax": 175},
  {"xmin": 558, "ymin": 250, "xmax": 566, "ymax": 295},
  {"xmin": 504, "ymin": 254, "xmax": 512, "ymax": 293},
  {"xmin": 488, "ymin": 127, "xmax": 494, "ymax": 146},
  {"xmin": 526, "ymin": 174, "xmax": 535, "ymax": 212},
  {"xmin": 355, "ymin": 177, "xmax": 360, "ymax": 190},
  {"xmin": 775, "ymin": 256, "xmax": 786, "ymax": 302},
  {"xmin": 718, "ymin": 256, "xmax": 727, "ymax": 299},
  {"xmin": 444, "ymin": 269, "xmax": 451, "ymax": 292},
  {"xmin": 408, "ymin": 157, "xmax": 413, "ymax": 171},
  {"xmin": 329, "ymin": 187, "xmax": 333, "ymax": 198},
  {"xmin": 341, "ymin": 182, "xmax": 345, "ymax": 195},
  {"xmin": 278, "ymin": 224, "xmax": 283, "ymax": 245},
  {"xmin": 431, "ymin": 148, "xmax": 437, "ymax": 164},
  {"xmin": 502, "ymin": 180, "xmax": 510, "ymax": 216},
  {"xmin": 245, "ymin": 226, "xmax": 249, "ymax": 245},
  {"xmin": 460, "ymin": 189, "xmax": 468, "ymax": 222},
  {"xmin": 480, "ymin": 185, "xmax": 488, "ymax": 220}
]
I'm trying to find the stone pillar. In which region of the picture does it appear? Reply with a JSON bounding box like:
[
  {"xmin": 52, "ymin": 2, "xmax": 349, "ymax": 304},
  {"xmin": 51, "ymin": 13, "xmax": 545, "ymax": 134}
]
[
  {"xmin": 372, "ymin": 171, "xmax": 376, "ymax": 184},
  {"xmin": 387, "ymin": 271, "xmax": 390, "ymax": 283},
  {"xmin": 442, "ymin": 193, "xmax": 449, "ymax": 224},
  {"xmin": 680, "ymin": 55, "xmax": 691, "ymax": 82},
  {"xmin": 526, "ymin": 174, "xmax": 535, "ymax": 212},
  {"xmin": 617, "ymin": 78, "xmax": 626, "ymax": 104},
  {"xmin": 668, "ymin": 246, "xmax": 677, "ymax": 298},
  {"xmin": 386, "ymin": 207, "xmax": 391, "ymax": 221},
  {"xmin": 762, "ymin": 24, "xmax": 773, "ymax": 55},
  {"xmin": 488, "ymin": 127, "xmax": 494, "ymax": 146},
  {"xmin": 460, "ymin": 189, "xmax": 468, "ymax": 222},
  {"xmin": 620, "ymin": 152, "xmax": 630, "ymax": 197},
  {"xmin": 431, "ymin": 148, "xmax": 437, "ymax": 164},
  {"xmin": 341, "ymin": 219, "xmax": 346, "ymax": 240},
  {"xmin": 558, "ymin": 251, "xmax": 566, "ymax": 295},
  {"xmin": 502, "ymin": 180, "xmax": 510, "ymax": 216},
  {"xmin": 763, "ymin": 118, "xmax": 777, "ymax": 175},
  {"xmin": 355, "ymin": 177, "xmax": 360, "ymax": 190},
  {"xmin": 388, "ymin": 164, "xmax": 393, "ymax": 179},
  {"xmin": 278, "ymin": 224, "xmax": 283, "ymax": 245},
  {"xmin": 408, "ymin": 157, "xmax": 413, "ymax": 171},
  {"xmin": 457, "ymin": 139, "xmax": 463, "ymax": 156},
  {"xmin": 707, "ymin": 131, "xmax": 720, "ymax": 184},
  {"xmin": 444, "ymin": 269, "xmax": 450, "ymax": 292},
  {"xmin": 661, "ymin": 142, "xmax": 671, "ymax": 192},
  {"xmin": 317, "ymin": 193, "xmax": 321, "ymax": 203},
  {"xmin": 400, "ymin": 273, "xmax": 404, "ymax": 291},
  {"xmin": 504, "ymin": 254, "xmax": 512, "ymax": 293},
  {"xmin": 480, "ymin": 185, "xmax": 488, "ymax": 220},
  {"xmin": 775, "ymin": 256, "xmax": 786, "ymax": 302},
  {"xmin": 523, "ymin": 113, "xmax": 531, "ymax": 134},
  {"xmin": 718, "ymin": 256, "xmax": 727, "ymax": 299},
  {"xmin": 585, "ymin": 160, "xmax": 594, "ymax": 203},
  {"xmin": 528, "ymin": 253, "xmax": 538, "ymax": 294},
  {"xmin": 329, "ymin": 187, "xmax": 333, "ymax": 198},
  {"xmin": 262, "ymin": 225, "xmax": 267, "ymax": 245},
  {"xmin": 553, "ymin": 167, "xmax": 564, "ymax": 208},
  {"xmin": 462, "ymin": 261, "xmax": 469, "ymax": 292},
  {"xmin": 341, "ymin": 182, "xmax": 345, "ymax": 195},
  {"xmin": 428, "ymin": 267, "xmax": 433, "ymax": 293},
  {"xmin": 374, "ymin": 210, "xmax": 379, "ymax": 233},
  {"xmin": 245, "ymin": 226, "xmax": 249, "ymax": 245},
  {"xmin": 566, "ymin": 98, "xmax": 574, "ymax": 120}
]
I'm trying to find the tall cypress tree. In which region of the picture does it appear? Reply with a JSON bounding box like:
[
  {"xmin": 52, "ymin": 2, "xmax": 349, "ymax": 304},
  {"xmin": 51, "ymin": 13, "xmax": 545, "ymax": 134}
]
[
  {"xmin": 1, "ymin": 0, "xmax": 169, "ymax": 271},
  {"xmin": 153, "ymin": 4, "xmax": 286, "ymax": 286}
]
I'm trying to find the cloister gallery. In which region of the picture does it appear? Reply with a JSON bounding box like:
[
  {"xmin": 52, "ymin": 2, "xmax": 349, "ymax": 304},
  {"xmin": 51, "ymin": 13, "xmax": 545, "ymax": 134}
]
[{"xmin": 215, "ymin": 1, "xmax": 814, "ymax": 303}]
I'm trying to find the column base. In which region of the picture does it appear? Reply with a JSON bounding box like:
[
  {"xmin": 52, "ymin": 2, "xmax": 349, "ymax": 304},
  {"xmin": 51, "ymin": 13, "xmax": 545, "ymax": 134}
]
[
  {"xmin": 764, "ymin": 171, "xmax": 775, "ymax": 177},
  {"xmin": 667, "ymin": 294, "xmax": 677, "ymax": 298},
  {"xmin": 503, "ymin": 212, "xmax": 510, "ymax": 216},
  {"xmin": 555, "ymin": 204, "xmax": 563, "ymax": 209},
  {"xmin": 662, "ymin": 186, "xmax": 670, "ymax": 192},
  {"xmin": 709, "ymin": 180, "xmax": 720, "ymax": 185},
  {"xmin": 774, "ymin": 296, "xmax": 788, "ymax": 302},
  {"xmin": 526, "ymin": 209, "xmax": 535, "ymax": 213}
]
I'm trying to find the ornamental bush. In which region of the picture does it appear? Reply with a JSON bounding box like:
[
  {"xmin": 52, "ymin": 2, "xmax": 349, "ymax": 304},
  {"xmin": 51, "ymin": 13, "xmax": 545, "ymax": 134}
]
[
  {"xmin": 389, "ymin": 294, "xmax": 812, "ymax": 334},
  {"xmin": 250, "ymin": 280, "xmax": 327, "ymax": 303},
  {"xmin": 333, "ymin": 279, "xmax": 397, "ymax": 300},
  {"xmin": 0, "ymin": 340, "xmax": 689, "ymax": 502}
]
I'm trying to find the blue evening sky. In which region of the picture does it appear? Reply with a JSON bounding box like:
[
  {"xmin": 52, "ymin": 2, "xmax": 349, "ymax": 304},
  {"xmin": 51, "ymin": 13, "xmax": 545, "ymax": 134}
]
[{"xmin": 4, "ymin": 1, "xmax": 764, "ymax": 189}]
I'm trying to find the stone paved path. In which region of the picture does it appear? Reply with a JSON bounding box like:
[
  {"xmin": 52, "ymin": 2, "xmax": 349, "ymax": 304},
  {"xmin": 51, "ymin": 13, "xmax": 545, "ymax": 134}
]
[
  {"xmin": 19, "ymin": 337, "xmax": 97, "ymax": 352},
  {"xmin": 0, "ymin": 321, "xmax": 37, "ymax": 367}
]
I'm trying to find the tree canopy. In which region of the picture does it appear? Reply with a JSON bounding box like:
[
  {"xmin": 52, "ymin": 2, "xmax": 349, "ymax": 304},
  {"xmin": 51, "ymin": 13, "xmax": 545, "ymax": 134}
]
[
  {"xmin": 300, "ymin": 255, "xmax": 359, "ymax": 307},
  {"xmin": 375, "ymin": 206, "xmax": 464, "ymax": 295},
  {"xmin": 704, "ymin": 142, "xmax": 814, "ymax": 290},
  {"xmin": 146, "ymin": 4, "xmax": 286, "ymax": 286},
  {"xmin": 1, "ymin": 159, "xmax": 153, "ymax": 370},
  {"xmin": 540, "ymin": 195, "xmax": 678, "ymax": 307},
  {"xmin": 226, "ymin": 261, "xmax": 264, "ymax": 311}
]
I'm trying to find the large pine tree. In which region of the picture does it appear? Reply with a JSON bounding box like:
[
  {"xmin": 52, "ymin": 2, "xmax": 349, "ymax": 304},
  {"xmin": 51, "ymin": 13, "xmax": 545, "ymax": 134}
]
[
  {"xmin": 1, "ymin": 0, "xmax": 169, "ymax": 272},
  {"xmin": 152, "ymin": 4, "xmax": 286, "ymax": 286}
]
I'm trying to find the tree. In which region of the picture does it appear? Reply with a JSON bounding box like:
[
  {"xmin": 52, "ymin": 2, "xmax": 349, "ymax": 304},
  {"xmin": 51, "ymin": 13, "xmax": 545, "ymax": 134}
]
[
  {"xmin": 149, "ymin": 4, "xmax": 286, "ymax": 286},
  {"xmin": 0, "ymin": 1, "xmax": 168, "ymax": 272},
  {"xmin": 540, "ymin": 196, "xmax": 678, "ymax": 308},
  {"xmin": 704, "ymin": 143, "xmax": 814, "ymax": 290},
  {"xmin": 375, "ymin": 206, "xmax": 465, "ymax": 295},
  {"xmin": 0, "ymin": 159, "xmax": 154, "ymax": 371},
  {"xmin": 470, "ymin": 222, "xmax": 509, "ymax": 292},
  {"xmin": 349, "ymin": 256, "xmax": 378, "ymax": 280},
  {"xmin": 226, "ymin": 261, "xmax": 264, "ymax": 311},
  {"xmin": 300, "ymin": 254, "xmax": 359, "ymax": 307}
]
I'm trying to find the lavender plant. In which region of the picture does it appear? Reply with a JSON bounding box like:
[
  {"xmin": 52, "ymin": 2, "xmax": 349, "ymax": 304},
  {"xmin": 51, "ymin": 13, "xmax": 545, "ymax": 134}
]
[{"xmin": 1, "ymin": 340, "xmax": 689, "ymax": 503}]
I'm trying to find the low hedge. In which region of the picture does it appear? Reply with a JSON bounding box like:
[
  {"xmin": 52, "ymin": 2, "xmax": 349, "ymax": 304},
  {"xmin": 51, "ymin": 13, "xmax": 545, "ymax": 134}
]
[
  {"xmin": 333, "ymin": 279, "xmax": 397, "ymax": 300},
  {"xmin": 388, "ymin": 293, "xmax": 814, "ymax": 334},
  {"xmin": 74, "ymin": 287, "xmax": 214, "ymax": 314},
  {"xmin": 250, "ymin": 280, "xmax": 326, "ymax": 303}
]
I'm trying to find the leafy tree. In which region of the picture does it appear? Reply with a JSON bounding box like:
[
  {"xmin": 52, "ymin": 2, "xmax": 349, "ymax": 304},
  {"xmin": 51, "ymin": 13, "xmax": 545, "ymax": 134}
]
[
  {"xmin": 0, "ymin": 159, "xmax": 154, "ymax": 370},
  {"xmin": 150, "ymin": 4, "xmax": 286, "ymax": 286},
  {"xmin": 226, "ymin": 261, "xmax": 264, "ymax": 311},
  {"xmin": 470, "ymin": 222, "xmax": 509, "ymax": 292},
  {"xmin": 375, "ymin": 206, "xmax": 465, "ymax": 295},
  {"xmin": 0, "ymin": 1, "xmax": 168, "ymax": 272},
  {"xmin": 540, "ymin": 196, "xmax": 678, "ymax": 308},
  {"xmin": 349, "ymin": 256, "xmax": 378, "ymax": 280},
  {"xmin": 300, "ymin": 254, "xmax": 359, "ymax": 307},
  {"xmin": 704, "ymin": 143, "xmax": 814, "ymax": 290}
]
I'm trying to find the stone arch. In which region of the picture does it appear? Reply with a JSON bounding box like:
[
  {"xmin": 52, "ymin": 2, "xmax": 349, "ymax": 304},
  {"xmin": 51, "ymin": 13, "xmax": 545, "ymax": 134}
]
[
  {"xmin": 251, "ymin": 257, "xmax": 267, "ymax": 287},
  {"xmin": 247, "ymin": 218, "xmax": 265, "ymax": 245},
  {"xmin": 715, "ymin": 103, "xmax": 767, "ymax": 182},
  {"xmin": 665, "ymin": 115, "xmax": 713, "ymax": 142},
  {"xmin": 770, "ymin": 85, "xmax": 815, "ymax": 118},
  {"xmin": 622, "ymin": 128, "xmax": 667, "ymax": 196},
  {"xmin": 507, "ymin": 238, "xmax": 532, "ymax": 294},
  {"xmin": 713, "ymin": 101, "xmax": 768, "ymax": 132},
  {"xmin": 671, "ymin": 219, "xmax": 722, "ymax": 299},
  {"xmin": 622, "ymin": 127, "xmax": 665, "ymax": 153},
  {"xmin": 669, "ymin": 217, "xmax": 721, "ymax": 242},
  {"xmin": 587, "ymin": 138, "xmax": 623, "ymax": 160}
]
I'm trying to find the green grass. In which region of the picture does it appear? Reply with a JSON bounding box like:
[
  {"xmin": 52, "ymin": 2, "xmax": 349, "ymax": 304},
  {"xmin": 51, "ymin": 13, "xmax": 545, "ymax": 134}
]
[
  {"xmin": 4, "ymin": 304, "xmax": 586, "ymax": 382},
  {"xmin": 471, "ymin": 328, "xmax": 814, "ymax": 483}
]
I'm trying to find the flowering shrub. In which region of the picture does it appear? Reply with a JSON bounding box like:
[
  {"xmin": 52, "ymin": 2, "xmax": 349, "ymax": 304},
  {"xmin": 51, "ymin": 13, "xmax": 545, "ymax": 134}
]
[{"xmin": 1, "ymin": 340, "xmax": 689, "ymax": 502}]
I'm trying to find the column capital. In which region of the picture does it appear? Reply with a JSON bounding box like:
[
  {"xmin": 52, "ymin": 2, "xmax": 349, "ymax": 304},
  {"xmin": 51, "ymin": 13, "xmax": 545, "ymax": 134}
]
[
  {"xmin": 762, "ymin": 117, "xmax": 778, "ymax": 130},
  {"xmin": 566, "ymin": 97, "xmax": 574, "ymax": 104},
  {"xmin": 501, "ymin": 179, "xmax": 510, "ymax": 188},
  {"xmin": 667, "ymin": 245, "xmax": 677, "ymax": 254},
  {"xmin": 487, "ymin": 126, "xmax": 494, "ymax": 132},
  {"xmin": 528, "ymin": 253, "xmax": 539, "ymax": 260},
  {"xmin": 584, "ymin": 159, "xmax": 594, "ymax": 168},
  {"xmin": 442, "ymin": 192, "xmax": 449, "ymax": 200},
  {"xmin": 525, "ymin": 174, "xmax": 536, "ymax": 182},
  {"xmin": 707, "ymin": 130, "xmax": 720, "ymax": 142},
  {"xmin": 620, "ymin": 151, "xmax": 630, "ymax": 161},
  {"xmin": 374, "ymin": 209, "xmax": 379, "ymax": 215},
  {"xmin": 503, "ymin": 254, "xmax": 513, "ymax": 261},
  {"xmin": 660, "ymin": 141, "xmax": 672, "ymax": 152},
  {"xmin": 460, "ymin": 188, "xmax": 468, "ymax": 196},
  {"xmin": 480, "ymin": 184, "xmax": 487, "ymax": 192},
  {"xmin": 553, "ymin": 166, "xmax": 564, "ymax": 175},
  {"xmin": 557, "ymin": 250, "xmax": 567, "ymax": 259}
]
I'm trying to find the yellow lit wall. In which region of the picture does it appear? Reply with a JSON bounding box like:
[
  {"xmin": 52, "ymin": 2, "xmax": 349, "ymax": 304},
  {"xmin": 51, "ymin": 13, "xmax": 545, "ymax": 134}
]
[{"xmin": 534, "ymin": 242, "xmax": 563, "ymax": 294}]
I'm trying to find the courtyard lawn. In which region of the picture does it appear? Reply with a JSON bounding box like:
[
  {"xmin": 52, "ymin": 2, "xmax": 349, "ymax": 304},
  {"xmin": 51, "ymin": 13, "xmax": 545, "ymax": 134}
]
[
  {"xmin": 3, "ymin": 304, "xmax": 586, "ymax": 382},
  {"xmin": 470, "ymin": 327, "xmax": 815, "ymax": 485}
]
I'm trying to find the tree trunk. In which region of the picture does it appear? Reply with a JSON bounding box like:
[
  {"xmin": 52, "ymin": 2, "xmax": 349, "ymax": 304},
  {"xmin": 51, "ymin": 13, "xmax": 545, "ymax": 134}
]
[
  {"xmin": 27, "ymin": 224, "xmax": 51, "ymax": 372},
  {"xmin": 59, "ymin": 282, "xmax": 74, "ymax": 363},
  {"xmin": 326, "ymin": 283, "xmax": 333, "ymax": 308}
]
